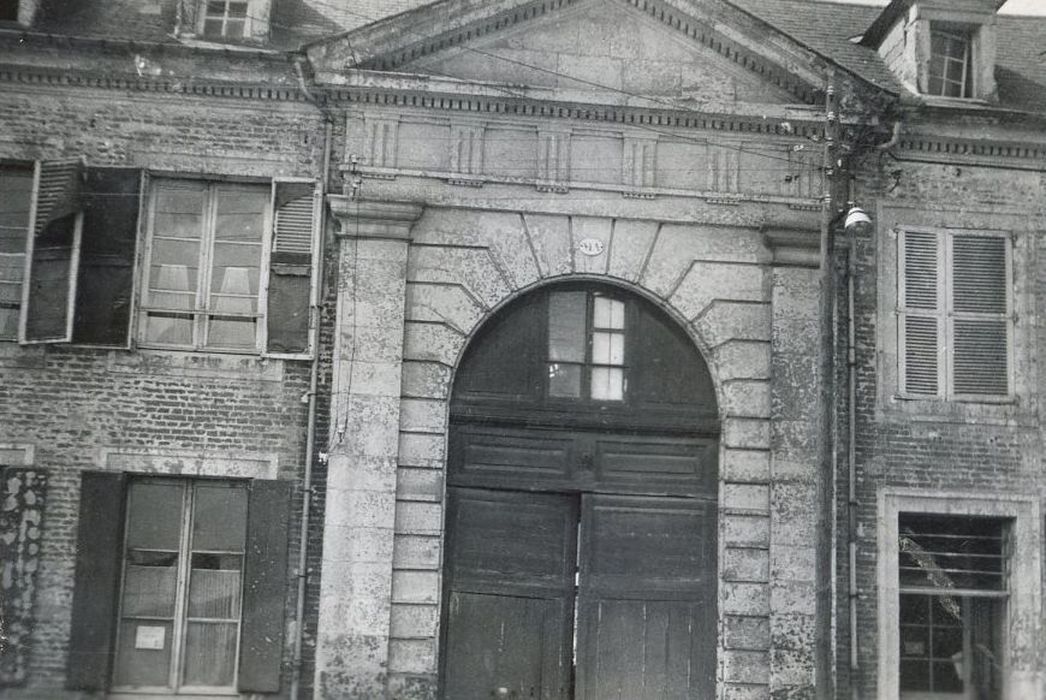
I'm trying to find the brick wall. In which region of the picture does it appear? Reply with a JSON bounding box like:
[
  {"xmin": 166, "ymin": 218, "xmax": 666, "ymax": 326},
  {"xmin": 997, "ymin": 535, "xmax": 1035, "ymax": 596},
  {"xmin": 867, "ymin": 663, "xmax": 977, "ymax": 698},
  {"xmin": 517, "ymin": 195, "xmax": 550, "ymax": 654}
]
[
  {"xmin": 0, "ymin": 57, "xmax": 330, "ymax": 696},
  {"xmin": 839, "ymin": 143, "xmax": 1046, "ymax": 699}
]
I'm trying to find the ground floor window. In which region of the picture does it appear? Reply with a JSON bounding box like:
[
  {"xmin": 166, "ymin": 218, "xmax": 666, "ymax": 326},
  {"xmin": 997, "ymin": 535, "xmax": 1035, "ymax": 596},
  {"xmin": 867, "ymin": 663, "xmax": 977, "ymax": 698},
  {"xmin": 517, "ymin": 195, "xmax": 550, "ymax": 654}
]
[
  {"xmin": 67, "ymin": 471, "xmax": 291, "ymax": 694},
  {"xmin": 898, "ymin": 514, "xmax": 1007, "ymax": 698},
  {"xmin": 878, "ymin": 491, "xmax": 1040, "ymax": 700},
  {"xmin": 113, "ymin": 479, "xmax": 247, "ymax": 691}
]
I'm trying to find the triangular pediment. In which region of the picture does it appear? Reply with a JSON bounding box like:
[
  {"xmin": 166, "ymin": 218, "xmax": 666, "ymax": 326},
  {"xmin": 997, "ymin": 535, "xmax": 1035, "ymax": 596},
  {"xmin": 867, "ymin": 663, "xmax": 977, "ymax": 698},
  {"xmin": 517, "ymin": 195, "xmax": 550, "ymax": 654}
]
[{"xmin": 308, "ymin": 0, "xmax": 825, "ymax": 106}]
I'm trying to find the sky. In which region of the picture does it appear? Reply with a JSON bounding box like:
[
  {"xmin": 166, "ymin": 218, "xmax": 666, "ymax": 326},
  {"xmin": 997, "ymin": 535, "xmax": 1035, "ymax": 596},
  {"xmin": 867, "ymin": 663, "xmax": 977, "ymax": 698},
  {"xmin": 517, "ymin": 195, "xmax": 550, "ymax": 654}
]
[{"xmin": 820, "ymin": 0, "xmax": 1046, "ymax": 13}]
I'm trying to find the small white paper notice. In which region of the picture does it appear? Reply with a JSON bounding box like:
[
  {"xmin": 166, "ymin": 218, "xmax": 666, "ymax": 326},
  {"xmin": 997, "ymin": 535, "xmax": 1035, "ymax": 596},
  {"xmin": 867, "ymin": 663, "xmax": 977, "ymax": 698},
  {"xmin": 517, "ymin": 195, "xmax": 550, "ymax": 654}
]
[{"xmin": 135, "ymin": 625, "xmax": 166, "ymax": 650}]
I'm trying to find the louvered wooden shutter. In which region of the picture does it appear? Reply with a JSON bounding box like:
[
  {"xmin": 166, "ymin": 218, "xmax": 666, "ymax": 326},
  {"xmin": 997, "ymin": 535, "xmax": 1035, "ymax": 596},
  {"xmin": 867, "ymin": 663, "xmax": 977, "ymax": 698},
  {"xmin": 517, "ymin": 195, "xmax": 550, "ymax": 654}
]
[
  {"xmin": 20, "ymin": 159, "xmax": 84, "ymax": 344},
  {"xmin": 900, "ymin": 230, "xmax": 942, "ymax": 396},
  {"xmin": 266, "ymin": 180, "xmax": 319, "ymax": 354},
  {"xmin": 950, "ymin": 234, "xmax": 1009, "ymax": 395}
]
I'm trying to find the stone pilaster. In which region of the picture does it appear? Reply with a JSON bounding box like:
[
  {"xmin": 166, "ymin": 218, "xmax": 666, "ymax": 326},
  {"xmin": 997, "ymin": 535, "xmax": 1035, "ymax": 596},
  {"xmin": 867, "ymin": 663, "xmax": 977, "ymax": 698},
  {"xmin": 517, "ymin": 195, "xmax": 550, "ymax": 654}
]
[{"xmin": 314, "ymin": 197, "xmax": 423, "ymax": 698}]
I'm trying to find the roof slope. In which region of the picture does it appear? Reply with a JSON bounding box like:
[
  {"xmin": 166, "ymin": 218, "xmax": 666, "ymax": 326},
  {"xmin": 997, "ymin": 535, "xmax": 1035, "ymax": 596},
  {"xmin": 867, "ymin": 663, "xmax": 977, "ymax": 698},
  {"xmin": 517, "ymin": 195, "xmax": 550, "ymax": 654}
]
[
  {"xmin": 22, "ymin": 0, "xmax": 1046, "ymax": 114},
  {"xmin": 727, "ymin": 0, "xmax": 902, "ymax": 93},
  {"xmin": 730, "ymin": 0, "xmax": 1046, "ymax": 112}
]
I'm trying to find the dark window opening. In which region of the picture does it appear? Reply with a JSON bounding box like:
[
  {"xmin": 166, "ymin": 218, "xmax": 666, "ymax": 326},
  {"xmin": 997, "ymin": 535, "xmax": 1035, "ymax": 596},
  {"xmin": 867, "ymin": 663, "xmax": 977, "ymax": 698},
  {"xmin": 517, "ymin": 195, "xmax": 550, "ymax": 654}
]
[{"xmin": 0, "ymin": 0, "xmax": 18, "ymax": 23}]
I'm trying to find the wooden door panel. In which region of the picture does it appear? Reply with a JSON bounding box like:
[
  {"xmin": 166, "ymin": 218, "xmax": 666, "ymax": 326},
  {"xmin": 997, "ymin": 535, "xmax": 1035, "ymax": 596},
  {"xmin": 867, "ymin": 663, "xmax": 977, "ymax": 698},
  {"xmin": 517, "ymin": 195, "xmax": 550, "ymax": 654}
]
[
  {"xmin": 594, "ymin": 435, "xmax": 717, "ymax": 497},
  {"xmin": 442, "ymin": 488, "xmax": 577, "ymax": 699},
  {"xmin": 443, "ymin": 592, "xmax": 571, "ymax": 700},
  {"xmin": 576, "ymin": 494, "xmax": 717, "ymax": 700},
  {"xmin": 577, "ymin": 599, "xmax": 706, "ymax": 700},
  {"xmin": 581, "ymin": 495, "xmax": 715, "ymax": 597}
]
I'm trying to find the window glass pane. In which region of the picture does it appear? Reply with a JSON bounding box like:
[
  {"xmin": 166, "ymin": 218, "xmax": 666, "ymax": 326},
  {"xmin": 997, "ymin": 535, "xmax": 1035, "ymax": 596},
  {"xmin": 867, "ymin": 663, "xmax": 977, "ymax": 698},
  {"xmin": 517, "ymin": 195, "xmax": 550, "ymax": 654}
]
[
  {"xmin": 0, "ymin": 167, "xmax": 32, "ymax": 253},
  {"xmin": 205, "ymin": 317, "xmax": 256, "ymax": 349},
  {"xmin": 122, "ymin": 550, "xmax": 179, "ymax": 617},
  {"xmin": 0, "ymin": 306, "xmax": 16, "ymax": 339},
  {"xmin": 900, "ymin": 659, "xmax": 930, "ymax": 691},
  {"xmin": 592, "ymin": 331, "xmax": 624, "ymax": 366},
  {"xmin": 145, "ymin": 312, "xmax": 194, "ymax": 346},
  {"xmin": 214, "ymin": 187, "xmax": 266, "ymax": 242},
  {"xmin": 547, "ymin": 291, "xmax": 586, "ymax": 362},
  {"xmin": 192, "ymin": 484, "xmax": 247, "ymax": 552},
  {"xmin": 228, "ymin": 2, "xmax": 248, "ymax": 18},
  {"xmin": 202, "ymin": 18, "xmax": 224, "ymax": 36},
  {"xmin": 188, "ymin": 555, "xmax": 243, "ymax": 618},
  {"xmin": 126, "ymin": 482, "xmax": 184, "ymax": 550},
  {"xmin": 113, "ymin": 620, "xmax": 174, "ymax": 687},
  {"xmin": 932, "ymin": 661, "xmax": 964, "ymax": 692},
  {"xmin": 591, "ymin": 366, "xmax": 624, "ymax": 401},
  {"xmin": 182, "ymin": 622, "xmax": 238, "ymax": 687},
  {"xmin": 205, "ymin": 0, "xmax": 226, "ymax": 16},
  {"xmin": 548, "ymin": 362, "xmax": 582, "ymax": 397},
  {"xmin": 593, "ymin": 296, "xmax": 625, "ymax": 329},
  {"xmin": 0, "ymin": 258, "xmax": 23, "ymax": 294},
  {"xmin": 210, "ymin": 251, "xmax": 260, "ymax": 314}
]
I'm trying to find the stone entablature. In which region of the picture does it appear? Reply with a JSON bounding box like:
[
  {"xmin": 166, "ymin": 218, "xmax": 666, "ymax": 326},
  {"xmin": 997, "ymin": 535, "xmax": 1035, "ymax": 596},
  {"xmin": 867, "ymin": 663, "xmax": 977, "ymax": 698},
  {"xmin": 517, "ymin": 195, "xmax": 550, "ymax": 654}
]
[{"xmin": 343, "ymin": 106, "xmax": 827, "ymax": 204}]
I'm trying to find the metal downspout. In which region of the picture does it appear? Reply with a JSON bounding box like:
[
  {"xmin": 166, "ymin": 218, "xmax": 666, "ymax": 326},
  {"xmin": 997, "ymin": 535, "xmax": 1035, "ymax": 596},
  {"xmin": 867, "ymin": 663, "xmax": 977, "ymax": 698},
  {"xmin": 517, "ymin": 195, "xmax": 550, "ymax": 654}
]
[{"xmin": 290, "ymin": 111, "xmax": 333, "ymax": 700}]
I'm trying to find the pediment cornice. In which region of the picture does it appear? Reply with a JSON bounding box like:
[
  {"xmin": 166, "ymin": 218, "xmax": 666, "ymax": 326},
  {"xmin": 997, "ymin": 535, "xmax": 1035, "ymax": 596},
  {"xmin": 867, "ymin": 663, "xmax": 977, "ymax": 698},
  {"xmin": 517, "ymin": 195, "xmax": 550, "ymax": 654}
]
[{"xmin": 306, "ymin": 0, "xmax": 833, "ymax": 106}]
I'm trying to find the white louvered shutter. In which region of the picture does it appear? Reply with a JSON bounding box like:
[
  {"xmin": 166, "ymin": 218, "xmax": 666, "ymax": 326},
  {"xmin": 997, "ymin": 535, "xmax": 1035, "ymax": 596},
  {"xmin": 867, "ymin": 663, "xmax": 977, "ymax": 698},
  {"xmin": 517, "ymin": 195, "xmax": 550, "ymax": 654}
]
[
  {"xmin": 266, "ymin": 179, "xmax": 320, "ymax": 355},
  {"xmin": 900, "ymin": 230, "xmax": 943, "ymax": 396},
  {"xmin": 950, "ymin": 234, "xmax": 1010, "ymax": 396},
  {"xmin": 20, "ymin": 159, "xmax": 84, "ymax": 344}
]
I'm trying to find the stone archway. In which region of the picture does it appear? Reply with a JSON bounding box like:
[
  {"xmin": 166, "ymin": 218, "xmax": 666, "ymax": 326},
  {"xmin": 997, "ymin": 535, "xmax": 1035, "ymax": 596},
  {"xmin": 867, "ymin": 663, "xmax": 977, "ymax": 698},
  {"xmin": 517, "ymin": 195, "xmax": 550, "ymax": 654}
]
[{"xmin": 439, "ymin": 281, "xmax": 719, "ymax": 699}]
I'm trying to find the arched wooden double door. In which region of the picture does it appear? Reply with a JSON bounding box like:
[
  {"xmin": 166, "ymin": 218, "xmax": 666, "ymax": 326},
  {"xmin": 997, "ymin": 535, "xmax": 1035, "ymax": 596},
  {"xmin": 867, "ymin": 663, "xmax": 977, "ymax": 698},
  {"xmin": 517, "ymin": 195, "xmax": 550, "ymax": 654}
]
[{"xmin": 441, "ymin": 283, "xmax": 719, "ymax": 699}]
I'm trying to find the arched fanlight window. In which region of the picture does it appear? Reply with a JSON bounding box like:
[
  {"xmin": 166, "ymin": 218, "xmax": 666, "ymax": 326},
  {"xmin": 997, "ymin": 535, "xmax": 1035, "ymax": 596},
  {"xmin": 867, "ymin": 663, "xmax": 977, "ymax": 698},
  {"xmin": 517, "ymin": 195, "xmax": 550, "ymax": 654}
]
[{"xmin": 453, "ymin": 282, "xmax": 718, "ymax": 433}]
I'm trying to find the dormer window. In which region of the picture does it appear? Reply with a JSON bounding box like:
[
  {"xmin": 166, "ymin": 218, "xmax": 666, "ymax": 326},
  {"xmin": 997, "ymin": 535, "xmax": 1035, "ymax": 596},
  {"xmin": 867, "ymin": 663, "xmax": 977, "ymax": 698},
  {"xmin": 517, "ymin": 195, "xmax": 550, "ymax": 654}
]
[
  {"xmin": 201, "ymin": 1, "xmax": 249, "ymax": 39},
  {"xmin": 863, "ymin": 1, "xmax": 998, "ymax": 103},
  {"xmin": 928, "ymin": 25, "xmax": 973, "ymax": 98}
]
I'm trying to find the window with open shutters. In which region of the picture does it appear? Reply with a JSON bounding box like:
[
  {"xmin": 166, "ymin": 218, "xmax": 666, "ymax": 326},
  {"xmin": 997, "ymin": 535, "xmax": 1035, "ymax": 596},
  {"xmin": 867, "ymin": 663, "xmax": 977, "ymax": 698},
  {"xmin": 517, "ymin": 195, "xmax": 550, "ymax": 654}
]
[
  {"xmin": 1, "ymin": 165, "xmax": 320, "ymax": 355},
  {"xmin": 138, "ymin": 176, "xmax": 320, "ymax": 355},
  {"xmin": 898, "ymin": 229, "xmax": 1012, "ymax": 399}
]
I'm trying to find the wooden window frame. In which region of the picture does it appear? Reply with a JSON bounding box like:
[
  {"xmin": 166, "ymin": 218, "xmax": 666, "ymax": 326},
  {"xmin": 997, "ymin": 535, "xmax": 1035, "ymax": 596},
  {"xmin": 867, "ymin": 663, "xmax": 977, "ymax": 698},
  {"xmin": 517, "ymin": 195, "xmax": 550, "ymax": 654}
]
[
  {"xmin": 928, "ymin": 24, "xmax": 973, "ymax": 99},
  {"xmin": 545, "ymin": 289, "xmax": 629, "ymax": 404},
  {"xmin": 111, "ymin": 478, "xmax": 247, "ymax": 695},
  {"xmin": 198, "ymin": 0, "xmax": 252, "ymax": 40},
  {"xmin": 897, "ymin": 227, "xmax": 1014, "ymax": 401},
  {"xmin": 137, "ymin": 175, "xmax": 320, "ymax": 358},
  {"xmin": 877, "ymin": 489, "xmax": 1041, "ymax": 700},
  {"xmin": 138, "ymin": 178, "xmax": 272, "ymax": 355}
]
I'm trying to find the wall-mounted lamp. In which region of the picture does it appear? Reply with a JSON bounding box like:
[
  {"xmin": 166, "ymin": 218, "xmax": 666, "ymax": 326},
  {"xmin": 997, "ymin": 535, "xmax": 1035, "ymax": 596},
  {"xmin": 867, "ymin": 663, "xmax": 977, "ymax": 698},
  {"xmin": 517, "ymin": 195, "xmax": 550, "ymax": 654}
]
[{"xmin": 844, "ymin": 206, "xmax": 872, "ymax": 234}]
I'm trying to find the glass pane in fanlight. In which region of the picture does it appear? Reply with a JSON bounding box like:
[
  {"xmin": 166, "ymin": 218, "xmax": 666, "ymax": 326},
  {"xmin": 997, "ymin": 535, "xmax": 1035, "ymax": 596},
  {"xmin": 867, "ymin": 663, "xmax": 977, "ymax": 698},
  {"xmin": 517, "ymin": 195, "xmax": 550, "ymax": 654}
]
[
  {"xmin": 591, "ymin": 367, "xmax": 624, "ymax": 401},
  {"xmin": 126, "ymin": 482, "xmax": 184, "ymax": 550},
  {"xmin": 547, "ymin": 291, "xmax": 586, "ymax": 362},
  {"xmin": 548, "ymin": 362, "xmax": 582, "ymax": 397},
  {"xmin": 182, "ymin": 621, "xmax": 237, "ymax": 687},
  {"xmin": 192, "ymin": 484, "xmax": 247, "ymax": 552},
  {"xmin": 113, "ymin": 620, "xmax": 174, "ymax": 688},
  {"xmin": 592, "ymin": 331, "xmax": 624, "ymax": 365},
  {"xmin": 593, "ymin": 296, "xmax": 624, "ymax": 329}
]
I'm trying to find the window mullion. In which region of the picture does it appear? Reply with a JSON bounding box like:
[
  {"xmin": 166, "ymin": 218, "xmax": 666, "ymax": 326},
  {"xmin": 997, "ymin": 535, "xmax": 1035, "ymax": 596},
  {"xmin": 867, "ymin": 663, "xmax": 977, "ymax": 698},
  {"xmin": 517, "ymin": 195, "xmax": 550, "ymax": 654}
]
[{"xmin": 169, "ymin": 482, "xmax": 194, "ymax": 691}]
